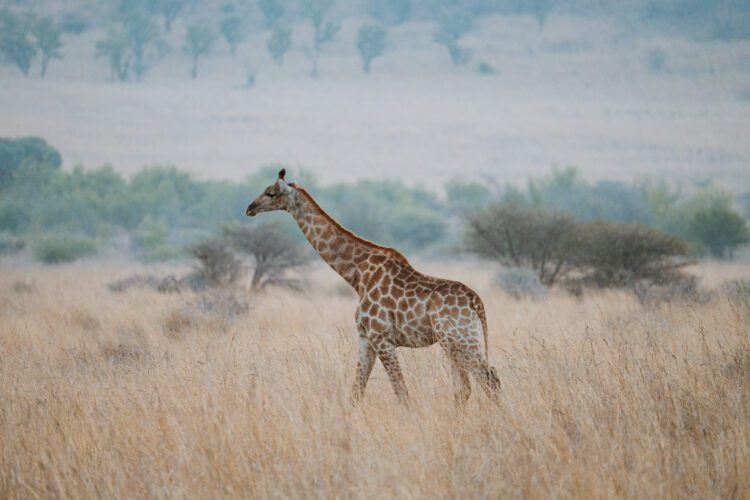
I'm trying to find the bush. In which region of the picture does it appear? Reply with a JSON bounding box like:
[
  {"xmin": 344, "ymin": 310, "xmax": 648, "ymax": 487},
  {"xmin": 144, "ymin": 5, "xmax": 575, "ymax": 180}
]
[
  {"xmin": 687, "ymin": 204, "xmax": 749, "ymax": 259},
  {"xmin": 494, "ymin": 267, "xmax": 547, "ymax": 300},
  {"xmin": 222, "ymin": 222, "xmax": 308, "ymax": 290},
  {"xmin": 0, "ymin": 232, "xmax": 25, "ymax": 255},
  {"xmin": 466, "ymin": 203, "xmax": 577, "ymax": 285},
  {"xmin": 32, "ymin": 233, "xmax": 98, "ymax": 263},
  {"xmin": 478, "ymin": 61, "xmax": 495, "ymax": 75},
  {"xmin": 571, "ymin": 221, "xmax": 689, "ymax": 291},
  {"xmin": 466, "ymin": 203, "xmax": 692, "ymax": 299},
  {"xmin": 721, "ymin": 279, "xmax": 750, "ymax": 302},
  {"xmin": 388, "ymin": 206, "xmax": 446, "ymax": 249},
  {"xmin": 0, "ymin": 136, "xmax": 62, "ymax": 189},
  {"xmin": 188, "ymin": 238, "xmax": 242, "ymax": 288}
]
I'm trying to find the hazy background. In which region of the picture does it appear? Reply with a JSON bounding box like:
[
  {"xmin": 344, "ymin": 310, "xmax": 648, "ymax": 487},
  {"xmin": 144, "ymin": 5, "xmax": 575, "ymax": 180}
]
[{"xmin": 1, "ymin": 0, "xmax": 749, "ymax": 190}]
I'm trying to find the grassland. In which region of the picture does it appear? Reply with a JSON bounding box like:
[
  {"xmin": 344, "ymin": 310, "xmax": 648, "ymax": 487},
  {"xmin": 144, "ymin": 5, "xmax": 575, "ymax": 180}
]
[{"xmin": 1, "ymin": 259, "xmax": 749, "ymax": 498}]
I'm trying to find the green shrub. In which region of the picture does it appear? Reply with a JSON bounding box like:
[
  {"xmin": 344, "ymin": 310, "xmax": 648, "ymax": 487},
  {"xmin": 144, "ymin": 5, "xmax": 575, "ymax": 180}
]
[
  {"xmin": 32, "ymin": 233, "xmax": 98, "ymax": 263},
  {"xmin": 0, "ymin": 232, "xmax": 25, "ymax": 255},
  {"xmin": 388, "ymin": 206, "xmax": 446, "ymax": 249},
  {"xmin": 478, "ymin": 61, "xmax": 495, "ymax": 75},
  {"xmin": 688, "ymin": 204, "xmax": 749, "ymax": 259},
  {"xmin": 0, "ymin": 136, "xmax": 62, "ymax": 189}
]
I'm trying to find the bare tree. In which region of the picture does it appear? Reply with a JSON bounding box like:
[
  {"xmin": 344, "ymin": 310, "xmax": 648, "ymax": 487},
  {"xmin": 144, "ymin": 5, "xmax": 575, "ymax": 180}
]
[{"xmin": 222, "ymin": 222, "xmax": 309, "ymax": 290}]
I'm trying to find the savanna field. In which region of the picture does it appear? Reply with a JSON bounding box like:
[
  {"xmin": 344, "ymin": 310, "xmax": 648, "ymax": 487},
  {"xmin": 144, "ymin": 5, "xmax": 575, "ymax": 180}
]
[{"xmin": 2, "ymin": 259, "xmax": 749, "ymax": 499}]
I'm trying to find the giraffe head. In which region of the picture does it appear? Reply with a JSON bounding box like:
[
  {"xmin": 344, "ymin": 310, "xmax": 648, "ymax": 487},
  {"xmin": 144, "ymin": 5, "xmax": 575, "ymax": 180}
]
[{"xmin": 246, "ymin": 168, "xmax": 297, "ymax": 217}]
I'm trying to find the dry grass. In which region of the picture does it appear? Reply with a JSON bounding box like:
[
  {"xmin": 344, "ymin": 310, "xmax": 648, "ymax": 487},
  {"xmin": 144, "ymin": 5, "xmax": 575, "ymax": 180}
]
[{"xmin": 1, "ymin": 260, "xmax": 749, "ymax": 498}]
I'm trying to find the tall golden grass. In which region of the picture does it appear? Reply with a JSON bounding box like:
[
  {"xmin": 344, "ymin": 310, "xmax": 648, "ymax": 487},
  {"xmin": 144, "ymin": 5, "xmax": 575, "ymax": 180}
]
[{"xmin": 1, "ymin": 261, "xmax": 749, "ymax": 498}]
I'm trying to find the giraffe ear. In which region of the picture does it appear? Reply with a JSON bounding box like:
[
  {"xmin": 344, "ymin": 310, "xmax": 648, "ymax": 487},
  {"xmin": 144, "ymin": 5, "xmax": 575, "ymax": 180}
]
[{"xmin": 278, "ymin": 168, "xmax": 286, "ymax": 181}]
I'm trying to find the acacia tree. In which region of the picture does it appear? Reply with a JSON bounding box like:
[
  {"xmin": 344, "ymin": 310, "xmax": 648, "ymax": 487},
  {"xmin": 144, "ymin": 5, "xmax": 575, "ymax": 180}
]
[
  {"xmin": 121, "ymin": 9, "xmax": 160, "ymax": 80},
  {"xmin": 433, "ymin": 7, "xmax": 472, "ymax": 65},
  {"xmin": 267, "ymin": 24, "xmax": 291, "ymax": 64},
  {"xmin": 222, "ymin": 222, "xmax": 309, "ymax": 290},
  {"xmin": 149, "ymin": 0, "xmax": 186, "ymax": 32},
  {"xmin": 96, "ymin": 26, "xmax": 131, "ymax": 81},
  {"xmin": 259, "ymin": 0, "xmax": 285, "ymax": 28},
  {"xmin": 220, "ymin": 13, "xmax": 243, "ymax": 56},
  {"xmin": 356, "ymin": 24, "xmax": 386, "ymax": 73},
  {"xmin": 0, "ymin": 10, "xmax": 36, "ymax": 75},
  {"xmin": 32, "ymin": 15, "xmax": 63, "ymax": 77},
  {"xmin": 183, "ymin": 23, "xmax": 216, "ymax": 78},
  {"xmin": 300, "ymin": 0, "xmax": 338, "ymax": 77}
]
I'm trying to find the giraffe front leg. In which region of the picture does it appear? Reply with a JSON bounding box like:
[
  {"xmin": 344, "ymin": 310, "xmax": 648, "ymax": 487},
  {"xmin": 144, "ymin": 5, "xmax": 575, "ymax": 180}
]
[
  {"xmin": 375, "ymin": 343, "xmax": 409, "ymax": 404},
  {"xmin": 352, "ymin": 335, "xmax": 375, "ymax": 403}
]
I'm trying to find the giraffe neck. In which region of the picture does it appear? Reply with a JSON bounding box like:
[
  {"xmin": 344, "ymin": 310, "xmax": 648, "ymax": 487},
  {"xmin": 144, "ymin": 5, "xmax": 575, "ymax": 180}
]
[{"xmin": 289, "ymin": 188, "xmax": 376, "ymax": 288}]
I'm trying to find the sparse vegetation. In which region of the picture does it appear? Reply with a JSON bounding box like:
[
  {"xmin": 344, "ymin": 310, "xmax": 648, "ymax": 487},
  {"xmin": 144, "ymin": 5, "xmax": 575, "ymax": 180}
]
[{"xmin": 32, "ymin": 233, "xmax": 98, "ymax": 263}]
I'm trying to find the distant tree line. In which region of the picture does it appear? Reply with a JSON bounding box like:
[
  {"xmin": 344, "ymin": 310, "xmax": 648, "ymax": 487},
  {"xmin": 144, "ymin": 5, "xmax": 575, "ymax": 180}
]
[
  {"xmin": 3, "ymin": 0, "xmax": 746, "ymax": 80},
  {"xmin": 0, "ymin": 137, "xmax": 747, "ymax": 267}
]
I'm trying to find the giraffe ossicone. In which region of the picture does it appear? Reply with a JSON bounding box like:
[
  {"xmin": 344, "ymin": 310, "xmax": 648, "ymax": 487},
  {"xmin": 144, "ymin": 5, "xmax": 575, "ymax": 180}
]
[{"xmin": 246, "ymin": 169, "xmax": 500, "ymax": 403}]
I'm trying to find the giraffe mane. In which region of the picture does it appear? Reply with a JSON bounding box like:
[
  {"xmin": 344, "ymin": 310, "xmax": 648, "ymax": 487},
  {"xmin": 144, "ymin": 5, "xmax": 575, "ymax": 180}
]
[{"xmin": 294, "ymin": 186, "xmax": 412, "ymax": 267}]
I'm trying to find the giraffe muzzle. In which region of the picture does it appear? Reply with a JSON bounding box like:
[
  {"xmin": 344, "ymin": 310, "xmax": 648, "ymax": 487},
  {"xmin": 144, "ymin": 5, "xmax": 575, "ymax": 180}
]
[{"xmin": 246, "ymin": 204, "xmax": 257, "ymax": 217}]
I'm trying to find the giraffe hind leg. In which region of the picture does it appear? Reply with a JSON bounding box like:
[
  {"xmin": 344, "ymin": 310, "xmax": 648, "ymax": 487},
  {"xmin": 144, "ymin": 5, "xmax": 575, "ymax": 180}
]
[
  {"xmin": 433, "ymin": 316, "xmax": 500, "ymax": 403},
  {"xmin": 449, "ymin": 357, "xmax": 471, "ymax": 405}
]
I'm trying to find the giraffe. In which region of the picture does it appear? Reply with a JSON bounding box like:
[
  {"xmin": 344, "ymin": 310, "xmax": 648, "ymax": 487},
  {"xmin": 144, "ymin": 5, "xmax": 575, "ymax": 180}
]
[{"xmin": 246, "ymin": 169, "xmax": 501, "ymax": 403}]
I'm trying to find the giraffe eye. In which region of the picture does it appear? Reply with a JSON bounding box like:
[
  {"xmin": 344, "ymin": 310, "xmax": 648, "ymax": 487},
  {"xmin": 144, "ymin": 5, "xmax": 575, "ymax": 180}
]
[{"xmin": 265, "ymin": 192, "xmax": 275, "ymax": 198}]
